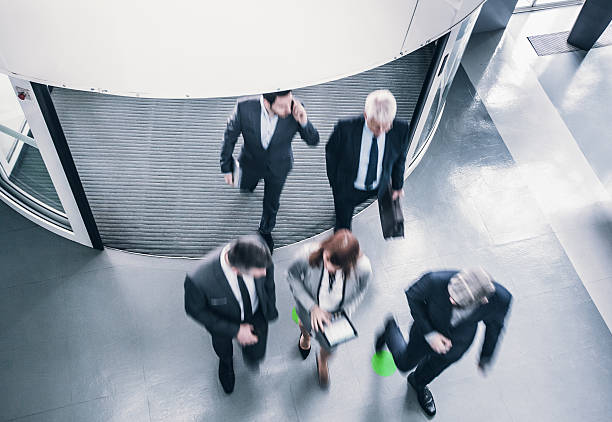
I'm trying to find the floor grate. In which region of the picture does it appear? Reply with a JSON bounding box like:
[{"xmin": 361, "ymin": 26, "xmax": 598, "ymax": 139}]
[
  {"xmin": 52, "ymin": 45, "xmax": 435, "ymax": 257},
  {"xmin": 528, "ymin": 27, "xmax": 612, "ymax": 56}
]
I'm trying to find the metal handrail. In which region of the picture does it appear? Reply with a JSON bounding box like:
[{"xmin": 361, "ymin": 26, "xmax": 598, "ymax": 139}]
[{"xmin": 0, "ymin": 122, "xmax": 37, "ymax": 148}]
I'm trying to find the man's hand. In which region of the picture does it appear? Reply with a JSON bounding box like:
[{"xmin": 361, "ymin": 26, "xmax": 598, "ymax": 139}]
[
  {"xmin": 236, "ymin": 323, "xmax": 258, "ymax": 346},
  {"xmin": 426, "ymin": 332, "xmax": 452, "ymax": 354},
  {"xmin": 292, "ymin": 100, "xmax": 308, "ymax": 126},
  {"xmin": 391, "ymin": 189, "xmax": 404, "ymax": 201},
  {"xmin": 310, "ymin": 305, "xmax": 332, "ymax": 333},
  {"xmin": 224, "ymin": 173, "xmax": 234, "ymax": 185}
]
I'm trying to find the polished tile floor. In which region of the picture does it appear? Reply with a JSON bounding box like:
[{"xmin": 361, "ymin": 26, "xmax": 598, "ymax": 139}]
[
  {"xmin": 2, "ymin": 8, "xmax": 612, "ymax": 422},
  {"xmin": 463, "ymin": 5, "xmax": 612, "ymax": 330}
]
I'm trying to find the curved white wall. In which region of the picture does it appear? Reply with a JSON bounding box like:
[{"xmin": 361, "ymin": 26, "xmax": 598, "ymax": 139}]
[{"xmin": 0, "ymin": 0, "xmax": 484, "ymax": 98}]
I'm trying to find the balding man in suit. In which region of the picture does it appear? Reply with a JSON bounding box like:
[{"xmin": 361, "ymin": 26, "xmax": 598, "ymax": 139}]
[{"xmin": 375, "ymin": 269, "xmax": 512, "ymax": 416}]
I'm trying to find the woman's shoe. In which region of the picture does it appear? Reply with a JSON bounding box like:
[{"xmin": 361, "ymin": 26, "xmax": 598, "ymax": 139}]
[
  {"xmin": 316, "ymin": 354, "xmax": 329, "ymax": 388},
  {"xmin": 298, "ymin": 334, "xmax": 311, "ymax": 359}
]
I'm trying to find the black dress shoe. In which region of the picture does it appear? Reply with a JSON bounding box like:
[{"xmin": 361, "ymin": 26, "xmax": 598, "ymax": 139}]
[
  {"xmin": 374, "ymin": 331, "xmax": 386, "ymax": 353},
  {"xmin": 243, "ymin": 355, "xmax": 261, "ymax": 372},
  {"xmin": 375, "ymin": 315, "xmax": 396, "ymax": 352},
  {"xmin": 408, "ymin": 372, "xmax": 436, "ymax": 416},
  {"xmin": 218, "ymin": 360, "xmax": 235, "ymax": 394},
  {"xmin": 298, "ymin": 334, "xmax": 311, "ymax": 359},
  {"xmin": 257, "ymin": 230, "xmax": 274, "ymax": 254}
]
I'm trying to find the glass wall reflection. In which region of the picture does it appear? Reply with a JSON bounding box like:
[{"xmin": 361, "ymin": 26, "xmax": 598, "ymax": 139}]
[{"xmin": 409, "ymin": 10, "xmax": 479, "ymax": 163}]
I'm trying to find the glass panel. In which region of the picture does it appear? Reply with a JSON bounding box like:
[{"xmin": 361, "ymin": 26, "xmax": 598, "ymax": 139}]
[
  {"xmin": 7, "ymin": 143, "xmax": 65, "ymax": 211},
  {"xmin": 0, "ymin": 76, "xmax": 24, "ymax": 163},
  {"xmin": 412, "ymin": 85, "xmax": 441, "ymax": 159},
  {"xmin": 440, "ymin": 9, "xmax": 478, "ymax": 110},
  {"xmin": 410, "ymin": 10, "xmax": 480, "ymax": 162},
  {"xmin": 0, "ymin": 75, "xmax": 66, "ymax": 215}
]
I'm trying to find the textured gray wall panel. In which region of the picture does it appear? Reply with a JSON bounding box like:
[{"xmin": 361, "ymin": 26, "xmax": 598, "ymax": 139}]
[{"xmin": 52, "ymin": 44, "xmax": 435, "ymax": 257}]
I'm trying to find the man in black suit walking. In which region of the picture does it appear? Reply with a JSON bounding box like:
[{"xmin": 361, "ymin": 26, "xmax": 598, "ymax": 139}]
[
  {"xmin": 375, "ymin": 268, "xmax": 512, "ymax": 416},
  {"xmin": 184, "ymin": 236, "xmax": 278, "ymax": 394},
  {"xmin": 326, "ymin": 89, "xmax": 410, "ymax": 230},
  {"xmin": 220, "ymin": 90, "xmax": 320, "ymax": 252}
]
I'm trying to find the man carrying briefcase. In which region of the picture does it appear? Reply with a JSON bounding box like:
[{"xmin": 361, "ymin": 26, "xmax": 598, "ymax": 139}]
[{"xmin": 325, "ymin": 89, "xmax": 410, "ymax": 233}]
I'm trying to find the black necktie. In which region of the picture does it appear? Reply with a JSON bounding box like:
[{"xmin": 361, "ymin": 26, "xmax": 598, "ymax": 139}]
[
  {"xmin": 237, "ymin": 274, "xmax": 252, "ymax": 321},
  {"xmin": 364, "ymin": 135, "xmax": 378, "ymax": 190},
  {"xmin": 328, "ymin": 271, "xmax": 336, "ymax": 293}
]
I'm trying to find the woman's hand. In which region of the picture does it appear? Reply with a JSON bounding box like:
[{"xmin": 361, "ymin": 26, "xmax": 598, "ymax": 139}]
[{"xmin": 310, "ymin": 305, "xmax": 332, "ymax": 333}]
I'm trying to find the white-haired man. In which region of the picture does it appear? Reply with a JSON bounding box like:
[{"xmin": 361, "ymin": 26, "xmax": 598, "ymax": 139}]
[
  {"xmin": 375, "ymin": 269, "xmax": 512, "ymax": 416},
  {"xmin": 325, "ymin": 89, "xmax": 410, "ymax": 230}
]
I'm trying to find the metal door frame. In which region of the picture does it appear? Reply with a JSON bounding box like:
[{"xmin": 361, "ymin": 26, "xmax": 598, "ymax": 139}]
[{"xmin": 0, "ymin": 77, "xmax": 102, "ymax": 249}]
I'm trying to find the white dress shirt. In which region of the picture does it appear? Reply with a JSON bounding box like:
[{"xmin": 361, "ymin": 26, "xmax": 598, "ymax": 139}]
[
  {"xmin": 354, "ymin": 122, "xmax": 386, "ymax": 191},
  {"xmin": 425, "ymin": 303, "xmax": 479, "ymax": 344},
  {"xmin": 259, "ymin": 95, "xmax": 279, "ymax": 150},
  {"xmin": 220, "ymin": 244, "xmax": 259, "ymax": 320},
  {"xmin": 318, "ymin": 269, "xmax": 344, "ymax": 312}
]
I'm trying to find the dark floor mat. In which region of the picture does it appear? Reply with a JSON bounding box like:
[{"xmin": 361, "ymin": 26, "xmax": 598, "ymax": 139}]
[
  {"xmin": 52, "ymin": 44, "xmax": 435, "ymax": 257},
  {"xmin": 528, "ymin": 27, "xmax": 612, "ymax": 56}
]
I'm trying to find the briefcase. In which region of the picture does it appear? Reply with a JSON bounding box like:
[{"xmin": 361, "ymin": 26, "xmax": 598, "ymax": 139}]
[{"xmin": 378, "ymin": 184, "xmax": 404, "ymax": 239}]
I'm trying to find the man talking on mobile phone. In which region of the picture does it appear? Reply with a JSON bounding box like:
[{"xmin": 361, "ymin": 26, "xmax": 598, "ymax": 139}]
[{"xmin": 220, "ymin": 90, "xmax": 320, "ymax": 253}]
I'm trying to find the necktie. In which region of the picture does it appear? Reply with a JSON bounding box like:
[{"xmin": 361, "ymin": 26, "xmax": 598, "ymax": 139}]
[
  {"xmin": 364, "ymin": 135, "xmax": 378, "ymax": 190},
  {"xmin": 237, "ymin": 274, "xmax": 253, "ymax": 321},
  {"xmin": 328, "ymin": 271, "xmax": 336, "ymax": 293}
]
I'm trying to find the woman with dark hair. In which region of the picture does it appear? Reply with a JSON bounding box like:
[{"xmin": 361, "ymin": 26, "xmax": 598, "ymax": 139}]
[{"xmin": 287, "ymin": 229, "xmax": 372, "ymax": 386}]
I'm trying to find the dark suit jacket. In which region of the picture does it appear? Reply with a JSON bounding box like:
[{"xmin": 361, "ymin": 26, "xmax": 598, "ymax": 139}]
[
  {"xmin": 325, "ymin": 116, "xmax": 410, "ymax": 199},
  {"xmin": 220, "ymin": 97, "xmax": 320, "ymax": 179},
  {"xmin": 405, "ymin": 271, "xmax": 512, "ymax": 362},
  {"xmin": 184, "ymin": 246, "xmax": 278, "ymax": 338}
]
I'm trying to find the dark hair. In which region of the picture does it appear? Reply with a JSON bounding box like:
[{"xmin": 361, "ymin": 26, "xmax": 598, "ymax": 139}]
[
  {"xmin": 263, "ymin": 90, "xmax": 292, "ymax": 106},
  {"xmin": 227, "ymin": 236, "xmax": 272, "ymax": 271},
  {"xmin": 308, "ymin": 229, "xmax": 360, "ymax": 280}
]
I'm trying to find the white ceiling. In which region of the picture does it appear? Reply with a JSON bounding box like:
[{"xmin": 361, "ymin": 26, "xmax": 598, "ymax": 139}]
[{"xmin": 0, "ymin": 0, "xmax": 484, "ymax": 98}]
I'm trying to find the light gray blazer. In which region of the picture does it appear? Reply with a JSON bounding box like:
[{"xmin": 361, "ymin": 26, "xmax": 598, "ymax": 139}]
[{"xmin": 286, "ymin": 243, "xmax": 372, "ymax": 317}]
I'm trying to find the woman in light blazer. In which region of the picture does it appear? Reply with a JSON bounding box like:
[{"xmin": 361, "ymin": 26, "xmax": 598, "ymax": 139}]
[{"xmin": 287, "ymin": 229, "xmax": 372, "ymax": 387}]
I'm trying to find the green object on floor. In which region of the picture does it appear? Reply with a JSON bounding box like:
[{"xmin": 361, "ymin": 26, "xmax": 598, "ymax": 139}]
[
  {"xmin": 371, "ymin": 350, "xmax": 397, "ymax": 376},
  {"xmin": 292, "ymin": 307, "xmax": 300, "ymax": 324}
]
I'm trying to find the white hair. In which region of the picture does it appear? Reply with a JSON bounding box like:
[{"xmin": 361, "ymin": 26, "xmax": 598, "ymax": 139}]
[{"xmin": 364, "ymin": 89, "xmax": 397, "ymax": 124}]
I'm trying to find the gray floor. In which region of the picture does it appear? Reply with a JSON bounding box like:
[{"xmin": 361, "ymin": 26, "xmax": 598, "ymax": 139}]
[
  {"xmin": 462, "ymin": 6, "xmax": 612, "ymax": 331},
  {"xmin": 533, "ymin": 26, "xmax": 612, "ymax": 198},
  {"xmin": 50, "ymin": 44, "xmax": 434, "ymax": 257},
  {"xmin": 2, "ymin": 60, "xmax": 611, "ymax": 421}
]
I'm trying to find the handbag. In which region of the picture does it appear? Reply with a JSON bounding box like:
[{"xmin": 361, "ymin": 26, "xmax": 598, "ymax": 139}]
[{"xmin": 378, "ymin": 184, "xmax": 404, "ymax": 239}]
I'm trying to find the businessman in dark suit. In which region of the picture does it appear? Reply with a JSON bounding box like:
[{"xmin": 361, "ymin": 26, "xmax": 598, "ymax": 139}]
[
  {"xmin": 184, "ymin": 236, "xmax": 278, "ymax": 394},
  {"xmin": 326, "ymin": 89, "xmax": 410, "ymax": 230},
  {"xmin": 220, "ymin": 90, "xmax": 320, "ymax": 251},
  {"xmin": 375, "ymin": 268, "xmax": 512, "ymax": 416}
]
